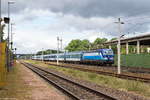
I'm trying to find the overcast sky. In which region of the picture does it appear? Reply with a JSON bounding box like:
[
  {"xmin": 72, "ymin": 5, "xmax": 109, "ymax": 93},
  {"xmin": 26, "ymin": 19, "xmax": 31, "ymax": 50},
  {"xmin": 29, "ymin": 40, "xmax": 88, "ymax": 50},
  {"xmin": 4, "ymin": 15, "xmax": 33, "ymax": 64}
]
[{"xmin": 2, "ymin": 0, "xmax": 150, "ymax": 54}]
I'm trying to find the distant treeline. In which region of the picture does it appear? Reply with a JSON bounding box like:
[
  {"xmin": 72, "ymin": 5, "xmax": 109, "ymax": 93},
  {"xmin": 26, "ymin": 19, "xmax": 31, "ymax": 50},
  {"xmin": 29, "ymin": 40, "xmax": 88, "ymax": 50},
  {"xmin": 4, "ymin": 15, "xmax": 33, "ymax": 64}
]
[
  {"xmin": 36, "ymin": 38, "xmax": 117, "ymax": 55},
  {"xmin": 65, "ymin": 37, "xmax": 150, "ymax": 54},
  {"xmin": 65, "ymin": 38, "xmax": 112, "ymax": 52},
  {"xmin": 36, "ymin": 36, "xmax": 150, "ymax": 55},
  {"xmin": 36, "ymin": 49, "xmax": 63, "ymax": 55}
]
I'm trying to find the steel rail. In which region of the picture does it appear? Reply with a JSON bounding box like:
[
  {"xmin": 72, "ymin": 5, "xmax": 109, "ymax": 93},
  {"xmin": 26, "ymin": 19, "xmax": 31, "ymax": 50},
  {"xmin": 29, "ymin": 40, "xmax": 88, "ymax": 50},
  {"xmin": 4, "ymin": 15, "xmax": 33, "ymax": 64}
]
[
  {"xmin": 22, "ymin": 62, "xmax": 81, "ymax": 100},
  {"xmin": 45, "ymin": 62, "xmax": 150, "ymax": 83},
  {"xmin": 21, "ymin": 62, "xmax": 117, "ymax": 100}
]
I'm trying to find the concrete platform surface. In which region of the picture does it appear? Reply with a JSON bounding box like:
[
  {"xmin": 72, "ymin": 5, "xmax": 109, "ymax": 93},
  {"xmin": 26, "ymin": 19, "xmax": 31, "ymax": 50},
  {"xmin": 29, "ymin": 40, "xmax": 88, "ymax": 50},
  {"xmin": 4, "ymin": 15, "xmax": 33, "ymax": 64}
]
[{"xmin": 0, "ymin": 61, "xmax": 69, "ymax": 100}]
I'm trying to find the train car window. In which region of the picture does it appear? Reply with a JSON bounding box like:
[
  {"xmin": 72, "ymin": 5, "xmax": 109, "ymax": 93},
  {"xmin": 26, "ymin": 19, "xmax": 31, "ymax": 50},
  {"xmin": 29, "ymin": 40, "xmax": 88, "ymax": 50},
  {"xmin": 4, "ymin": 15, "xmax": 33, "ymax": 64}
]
[{"xmin": 66, "ymin": 55, "xmax": 69, "ymax": 58}]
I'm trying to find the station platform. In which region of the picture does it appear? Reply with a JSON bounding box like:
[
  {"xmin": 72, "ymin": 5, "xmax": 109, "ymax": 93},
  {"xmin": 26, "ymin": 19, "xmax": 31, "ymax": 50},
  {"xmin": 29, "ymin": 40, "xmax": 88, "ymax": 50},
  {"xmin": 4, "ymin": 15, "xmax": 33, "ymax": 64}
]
[{"xmin": 0, "ymin": 61, "xmax": 68, "ymax": 100}]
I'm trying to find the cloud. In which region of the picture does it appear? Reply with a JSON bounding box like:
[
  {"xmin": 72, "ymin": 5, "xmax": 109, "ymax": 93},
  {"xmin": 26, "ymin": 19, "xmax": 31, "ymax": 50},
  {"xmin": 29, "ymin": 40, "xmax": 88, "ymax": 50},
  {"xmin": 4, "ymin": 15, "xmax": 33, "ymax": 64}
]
[
  {"xmin": 2, "ymin": 0, "xmax": 150, "ymax": 18},
  {"xmin": 1, "ymin": 0, "xmax": 150, "ymax": 54},
  {"xmin": 11, "ymin": 10, "xmax": 114, "ymax": 53}
]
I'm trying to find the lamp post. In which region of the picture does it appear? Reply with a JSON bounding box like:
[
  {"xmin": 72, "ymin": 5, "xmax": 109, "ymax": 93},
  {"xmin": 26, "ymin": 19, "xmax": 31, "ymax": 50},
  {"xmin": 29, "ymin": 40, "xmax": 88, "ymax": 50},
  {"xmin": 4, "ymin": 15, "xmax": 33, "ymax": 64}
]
[
  {"xmin": 14, "ymin": 48, "xmax": 17, "ymax": 60},
  {"xmin": 8, "ymin": 1, "xmax": 15, "ymax": 48},
  {"xmin": 0, "ymin": 0, "xmax": 1, "ymax": 19},
  {"xmin": 10, "ymin": 23, "xmax": 15, "ymax": 50},
  {"xmin": 10, "ymin": 23, "xmax": 15, "ymax": 64},
  {"xmin": 7, "ymin": 1, "xmax": 15, "ymax": 68}
]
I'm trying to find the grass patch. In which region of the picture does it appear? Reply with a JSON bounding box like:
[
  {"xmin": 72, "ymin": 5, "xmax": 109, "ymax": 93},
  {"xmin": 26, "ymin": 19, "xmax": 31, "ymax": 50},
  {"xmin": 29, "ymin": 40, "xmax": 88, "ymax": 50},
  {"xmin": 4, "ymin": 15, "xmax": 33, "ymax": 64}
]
[
  {"xmin": 25, "ymin": 60, "xmax": 150, "ymax": 98},
  {"xmin": 25, "ymin": 60, "xmax": 40, "ymax": 64}
]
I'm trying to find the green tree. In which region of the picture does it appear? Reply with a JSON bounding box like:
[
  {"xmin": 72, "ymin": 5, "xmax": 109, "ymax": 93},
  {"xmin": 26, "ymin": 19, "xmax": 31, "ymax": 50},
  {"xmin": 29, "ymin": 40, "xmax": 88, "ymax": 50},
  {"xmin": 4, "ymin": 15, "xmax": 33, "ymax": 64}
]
[
  {"xmin": 93, "ymin": 38, "xmax": 107, "ymax": 45},
  {"xmin": 92, "ymin": 38, "xmax": 108, "ymax": 49},
  {"xmin": 65, "ymin": 38, "xmax": 109, "ymax": 51},
  {"xmin": 65, "ymin": 39, "xmax": 91, "ymax": 52},
  {"xmin": 65, "ymin": 39, "xmax": 83, "ymax": 52},
  {"xmin": 36, "ymin": 49, "xmax": 58, "ymax": 55},
  {"xmin": 111, "ymin": 38, "xmax": 117, "ymax": 41},
  {"xmin": 110, "ymin": 38, "xmax": 118, "ymax": 54},
  {"xmin": 81, "ymin": 39, "xmax": 90, "ymax": 50}
]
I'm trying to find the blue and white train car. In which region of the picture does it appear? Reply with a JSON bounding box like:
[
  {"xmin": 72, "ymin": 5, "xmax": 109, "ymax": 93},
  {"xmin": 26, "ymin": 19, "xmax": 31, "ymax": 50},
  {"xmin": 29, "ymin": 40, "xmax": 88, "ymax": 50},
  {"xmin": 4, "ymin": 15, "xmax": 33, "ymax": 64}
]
[
  {"xmin": 34, "ymin": 55, "xmax": 42, "ymax": 60},
  {"xmin": 43, "ymin": 55, "xmax": 50, "ymax": 61},
  {"xmin": 31, "ymin": 56, "xmax": 36, "ymax": 60},
  {"xmin": 44, "ymin": 54, "xmax": 57, "ymax": 61},
  {"xmin": 58, "ymin": 53, "xmax": 65, "ymax": 61},
  {"xmin": 65, "ymin": 51, "xmax": 83, "ymax": 62}
]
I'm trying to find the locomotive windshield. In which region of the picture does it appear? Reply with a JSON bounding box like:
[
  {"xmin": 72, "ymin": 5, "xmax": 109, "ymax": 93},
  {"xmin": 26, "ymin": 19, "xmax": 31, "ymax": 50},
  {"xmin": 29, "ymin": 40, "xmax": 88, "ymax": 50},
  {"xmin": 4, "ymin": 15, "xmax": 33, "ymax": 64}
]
[{"xmin": 102, "ymin": 49, "xmax": 113, "ymax": 55}]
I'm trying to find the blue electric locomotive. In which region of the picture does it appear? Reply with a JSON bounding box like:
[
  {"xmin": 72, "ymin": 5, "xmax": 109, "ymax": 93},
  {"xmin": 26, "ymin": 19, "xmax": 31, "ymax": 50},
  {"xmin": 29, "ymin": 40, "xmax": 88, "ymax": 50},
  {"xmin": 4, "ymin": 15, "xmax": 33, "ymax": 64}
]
[{"xmin": 82, "ymin": 49, "xmax": 114, "ymax": 64}]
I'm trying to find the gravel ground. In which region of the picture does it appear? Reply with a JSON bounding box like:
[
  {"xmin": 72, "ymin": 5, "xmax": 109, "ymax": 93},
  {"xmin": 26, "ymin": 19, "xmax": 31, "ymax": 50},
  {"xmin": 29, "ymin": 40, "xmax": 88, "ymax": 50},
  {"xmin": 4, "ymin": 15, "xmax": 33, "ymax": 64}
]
[
  {"xmin": 29, "ymin": 65, "xmax": 111, "ymax": 100},
  {"xmin": 35, "ymin": 64, "xmax": 149, "ymax": 100},
  {"xmin": 0, "ymin": 61, "xmax": 69, "ymax": 100}
]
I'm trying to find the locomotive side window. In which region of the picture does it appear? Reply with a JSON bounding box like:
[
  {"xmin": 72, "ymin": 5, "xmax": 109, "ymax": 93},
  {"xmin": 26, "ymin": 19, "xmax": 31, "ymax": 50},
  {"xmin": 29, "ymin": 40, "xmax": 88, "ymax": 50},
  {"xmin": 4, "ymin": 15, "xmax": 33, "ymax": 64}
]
[
  {"xmin": 84, "ymin": 52, "xmax": 99, "ymax": 56},
  {"xmin": 102, "ymin": 50, "xmax": 113, "ymax": 55}
]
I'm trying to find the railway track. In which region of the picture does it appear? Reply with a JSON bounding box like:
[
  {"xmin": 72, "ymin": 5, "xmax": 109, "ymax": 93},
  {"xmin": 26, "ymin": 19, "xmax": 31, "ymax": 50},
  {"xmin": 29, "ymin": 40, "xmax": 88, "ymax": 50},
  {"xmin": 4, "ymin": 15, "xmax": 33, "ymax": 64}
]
[
  {"xmin": 21, "ymin": 62, "xmax": 117, "ymax": 100},
  {"xmin": 44, "ymin": 62, "xmax": 150, "ymax": 83},
  {"xmin": 121, "ymin": 66, "xmax": 150, "ymax": 74}
]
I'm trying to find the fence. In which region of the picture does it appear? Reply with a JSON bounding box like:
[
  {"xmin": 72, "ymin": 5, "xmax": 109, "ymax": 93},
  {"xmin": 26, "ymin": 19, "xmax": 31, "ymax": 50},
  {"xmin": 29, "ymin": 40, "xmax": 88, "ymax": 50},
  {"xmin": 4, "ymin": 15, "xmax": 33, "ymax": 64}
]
[
  {"xmin": 0, "ymin": 42, "xmax": 7, "ymax": 87},
  {"xmin": 114, "ymin": 54, "xmax": 150, "ymax": 68}
]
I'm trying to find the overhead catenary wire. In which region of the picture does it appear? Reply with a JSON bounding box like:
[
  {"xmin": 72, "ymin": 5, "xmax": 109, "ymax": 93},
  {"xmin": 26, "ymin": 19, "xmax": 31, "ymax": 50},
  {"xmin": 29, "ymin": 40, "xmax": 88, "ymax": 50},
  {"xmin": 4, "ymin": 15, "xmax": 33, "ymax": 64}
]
[{"xmin": 77, "ymin": 16, "xmax": 150, "ymax": 41}]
